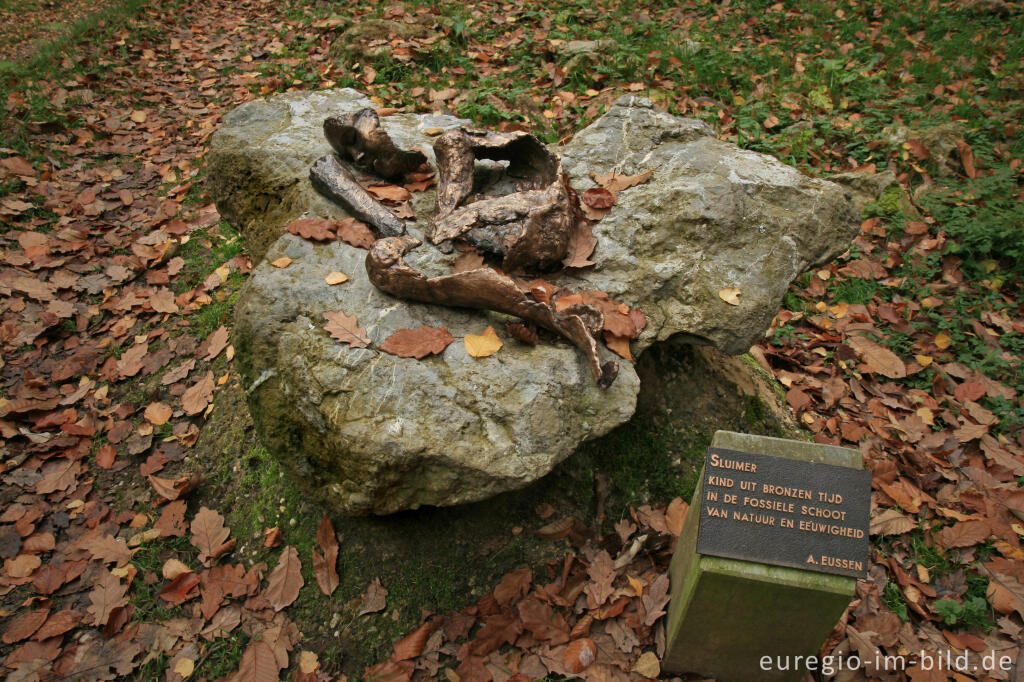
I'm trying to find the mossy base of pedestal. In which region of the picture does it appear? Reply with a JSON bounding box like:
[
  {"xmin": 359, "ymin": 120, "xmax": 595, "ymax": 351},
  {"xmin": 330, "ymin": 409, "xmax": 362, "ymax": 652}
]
[{"xmin": 661, "ymin": 431, "xmax": 860, "ymax": 681}]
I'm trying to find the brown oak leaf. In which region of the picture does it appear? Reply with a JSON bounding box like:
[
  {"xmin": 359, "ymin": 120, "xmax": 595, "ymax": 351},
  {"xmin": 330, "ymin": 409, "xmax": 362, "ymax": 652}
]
[
  {"xmin": 335, "ymin": 218, "xmax": 376, "ymax": 249},
  {"xmin": 323, "ymin": 311, "xmax": 370, "ymax": 348},
  {"xmin": 190, "ymin": 506, "xmax": 234, "ymax": 565}
]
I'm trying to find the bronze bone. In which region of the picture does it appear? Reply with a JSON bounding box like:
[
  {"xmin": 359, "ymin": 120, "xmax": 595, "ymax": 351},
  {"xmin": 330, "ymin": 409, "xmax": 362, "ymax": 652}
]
[
  {"xmin": 309, "ymin": 109, "xmax": 616, "ymax": 387},
  {"xmin": 366, "ymin": 236, "xmax": 618, "ymax": 388},
  {"xmin": 428, "ymin": 128, "xmax": 574, "ymax": 273}
]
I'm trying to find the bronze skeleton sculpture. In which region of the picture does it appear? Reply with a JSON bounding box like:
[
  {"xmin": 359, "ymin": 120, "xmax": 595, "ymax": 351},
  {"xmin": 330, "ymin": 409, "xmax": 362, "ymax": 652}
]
[{"xmin": 310, "ymin": 108, "xmax": 619, "ymax": 388}]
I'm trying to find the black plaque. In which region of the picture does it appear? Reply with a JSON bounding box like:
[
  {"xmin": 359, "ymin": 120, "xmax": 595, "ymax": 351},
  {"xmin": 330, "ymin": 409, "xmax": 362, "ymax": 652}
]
[{"xmin": 695, "ymin": 447, "xmax": 871, "ymax": 578}]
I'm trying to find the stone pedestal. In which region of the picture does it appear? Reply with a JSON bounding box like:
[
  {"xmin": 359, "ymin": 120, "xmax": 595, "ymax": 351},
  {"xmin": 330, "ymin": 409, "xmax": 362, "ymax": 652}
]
[{"xmin": 662, "ymin": 431, "xmax": 862, "ymax": 681}]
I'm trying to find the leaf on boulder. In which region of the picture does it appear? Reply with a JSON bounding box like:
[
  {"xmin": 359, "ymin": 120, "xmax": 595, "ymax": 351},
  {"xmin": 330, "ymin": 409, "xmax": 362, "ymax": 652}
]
[
  {"xmin": 367, "ymin": 184, "xmax": 412, "ymax": 203},
  {"xmin": 464, "ymin": 327, "xmax": 503, "ymax": 359},
  {"xmin": 270, "ymin": 257, "xmax": 292, "ymax": 268},
  {"xmin": 323, "ymin": 311, "xmax": 370, "ymax": 348},
  {"xmin": 452, "ymin": 251, "xmax": 485, "ymax": 273},
  {"xmin": 591, "ymin": 168, "xmax": 653, "ymax": 193},
  {"xmin": 264, "ymin": 545, "xmax": 303, "ymax": 611},
  {"xmin": 562, "ymin": 220, "xmax": 598, "ymax": 269},
  {"xmin": 324, "ymin": 271, "xmax": 349, "ymax": 285},
  {"xmin": 379, "ymin": 326, "xmax": 454, "ymax": 359},
  {"xmin": 284, "ymin": 217, "xmax": 336, "ymax": 241},
  {"xmin": 505, "ymin": 322, "xmax": 539, "ymax": 346},
  {"xmin": 581, "ymin": 187, "xmax": 615, "ymax": 209},
  {"xmin": 335, "ymin": 218, "xmax": 376, "ymax": 249},
  {"xmin": 718, "ymin": 287, "xmax": 742, "ymax": 306}
]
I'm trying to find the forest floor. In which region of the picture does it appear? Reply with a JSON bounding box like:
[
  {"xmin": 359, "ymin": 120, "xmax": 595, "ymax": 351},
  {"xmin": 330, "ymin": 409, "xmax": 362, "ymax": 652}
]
[{"xmin": 0, "ymin": 0, "xmax": 1022, "ymax": 680}]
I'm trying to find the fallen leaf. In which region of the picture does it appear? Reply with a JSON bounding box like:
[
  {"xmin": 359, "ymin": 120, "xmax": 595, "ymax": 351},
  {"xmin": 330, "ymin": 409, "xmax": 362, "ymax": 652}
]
[
  {"xmin": 323, "ymin": 311, "xmax": 371, "ymax": 348},
  {"xmin": 264, "ymin": 545, "xmax": 303, "ymax": 611},
  {"xmin": 506, "ymin": 322, "xmax": 539, "ymax": 346},
  {"xmin": 464, "ymin": 327, "xmax": 503, "ymax": 359},
  {"xmin": 358, "ymin": 577, "xmax": 388, "ymax": 616},
  {"xmin": 847, "ymin": 335, "xmax": 907, "ymax": 379},
  {"xmin": 603, "ymin": 332, "xmax": 632, "ymax": 361},
  {"xmin": 2, "ymin": 609, "xmax": 48, "ymax": 644},
  {"xmin": 590, "ymin": 169, "xmax": 653, "ymax": 193},
  {"xmin": 144, "ymin": 402, "xmax": 173, "ymax": 426},
  {"xmin": 562, "ymin": 221, "xmax": 597, "ymax": 268},
  {"xmin": 190, "ymin": 507, "xmax": 234, "ymax": 565},
  {"xmin": 87, "ymin": 570, "xmax": 128, "ymax": 626},
  {"xmin": 564, "ymin": 638, "xmax": 597, "ymax": 673},
  {"xmin": 149, "ymin": 473, "xmax": 203, "ymax": 501},
  {"xmin": 582, "ymin": 187, "xmax": 615, "ymax": 209},
  {"xmin": 870, "ymin": 509, "xmax": 916, "ymax": 536},
  {"xmin": 367, "ymin": 185, "xmax": 412, "ymax": 203},
  {"xmin": 162, "ymin": 558, "xmax": 192, "ymax": 580},
  {"xmin": 284, "ymin": 217, "xmax": 336, "ymax": 241},
  {"xmin": 202, "ymin": 325, "xmax": 230, "ymax": 361},
  {"xmin": 159, "ymin": 571, "xmax": 201, "ymax": 604},
  {"xmin": 937, "ymin": 520, "xmax": 990, "ymax": 548},
  {"xmin": 263, "ymin": 527, "xmax": 283, "ymax": 548},
  {"xmin": 96, "ymin": 444, "xmax": 117, "ymax": 470},
  {"xmin": 633, "ymin": 651, "xmax": 661, "ymax": 678},
  {"xmin": 270, "ymin": 257, "xmax": 292, "ymax": 268},
  {"xmin": 312, "ymin": 515, "xmax": 339, "ymax": 597},
  {"xmin": 181, "ymin": 371, "xmax": 215, "ymax": 416},
  {"xmin": 324, "ymin": 271, "xmax": 349, "ymax": 285},
  {"xmin": 379, "ymin": 326, "xmax": 454, "ymax": 359},
  {"xmin": 392, "ymin": 622, "xmax": 432, "ymax": 662},
  {"xmin": 934, "ymin": 332, "xmax": 952, "ymax": 350},
  {"xmin": 719, "ymin": 287, "xmax": 742, "ymax": 306},
  {"xmin": 642, "ymin": 573, "xmax": 670, "ymax": 625},
  {"xmin": 232, "ymin": 640, "xmax": 281, "ymax": 682},
  {"xmin": 335, "ymin": 218, "xmax": 376, "ymax": 249},
  {"xmin": 956, "ymin": 139, "xmax": 977, "ymax": 179}
]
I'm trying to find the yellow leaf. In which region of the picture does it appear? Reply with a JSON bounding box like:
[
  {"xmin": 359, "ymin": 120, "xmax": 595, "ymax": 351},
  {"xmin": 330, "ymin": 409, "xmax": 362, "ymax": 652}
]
[
  {"xmin": 920, "ymin": 296, "xmax": 942, "ymax": 308},
  {"xmin": 815, "ymin": 301, "xmax": 827, "ymax": 312},
  {"xmin": 270, "ymin": 257, "xmax": 292, "ymax": 268},
  {"xmin": 917, "ymin": 407, "xmax": 934, "ymax": 426},
  {"xmin": 934, "ymin": 332, "xmax": 952, "ymax": 350},
  {"xmin": 916, "ymin": 564, "xmax": 930, "ymax": 583},
  {"xmin": 324, "ymin": 271, "xmax": 349, "ymax": 285},
  {"xmin": 464, "ymin": 327, "xmax": 503, "ymax": 359},
  {"xmin": 915, "ymin": 354, "xmax": 933, "ymax": 366},
  {"xmin": 817, "ymin": 269, "xmax": 831, "ymax": 281},
  {"xmin": 627, "ymin": 574, "xmax": 644, "ymax": 597},
  {"xmin": 130, "ymin": 110, "xmax": 147, "ymax": 123},
  {"xmin": 128, "ymin": 528, "xmax": 161, "ymax": 547},
  {"xmin": 829, "ymin": 301, "xmax": 849, "ymax": 318},
  {"xmin": 173, "ymin": 657, "xmax": 194, "ymax": 678},
  {"xmin": 214, "ymin": 264, "xmax": 231, "ymax": 281},
  {"xmin": 632, "ymin": 651, "xmax": 661, "ymax": 678},
  {"xmin": 162, "ymin": 558, "xmax": 192, "ymax": 580},
  {"xmin": 718, "ymin": 287, "xmax": 741, "ymax": 306}
]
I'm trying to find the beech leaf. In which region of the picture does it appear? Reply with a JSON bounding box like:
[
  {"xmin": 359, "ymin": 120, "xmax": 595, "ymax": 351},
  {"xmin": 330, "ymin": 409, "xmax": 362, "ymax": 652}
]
[
  {"xmin": 379, "ymin": 326, "xmax": 454, "ymax": 359},
  {"xmin": 284, "ymin": 217, "xmax": 336, "ymax": 241},
  {"xmin": 464, "ymin": 326, "xmax": 503, "ymax": 359},
  {"xmin": 264, "ymin": 545, "xmax": 303, "ymax": 611}
]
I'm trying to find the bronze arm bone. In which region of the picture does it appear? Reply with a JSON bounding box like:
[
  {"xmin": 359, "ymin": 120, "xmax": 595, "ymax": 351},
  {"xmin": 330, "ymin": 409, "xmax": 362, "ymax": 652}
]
[
  {"xmin": 366, "ymin": 236, "xmax": 618, "ymax": 388},
  {"xmin": 310, "ymin": 154, "xmax": 406, "ymax": 237},
  {"xmin": 324, "ymin": 108, "xmax": 427, "ymax": 181}
]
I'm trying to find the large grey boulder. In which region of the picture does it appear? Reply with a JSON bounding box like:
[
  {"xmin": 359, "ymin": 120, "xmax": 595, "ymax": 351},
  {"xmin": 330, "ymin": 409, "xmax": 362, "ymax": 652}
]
[
  {"xmin": 215, "ymin": 91, "xmax": 859, "ymax": 515},
  {"xmin": 207, "ymin": 89, "xmax": 464, "ymax": 262}
]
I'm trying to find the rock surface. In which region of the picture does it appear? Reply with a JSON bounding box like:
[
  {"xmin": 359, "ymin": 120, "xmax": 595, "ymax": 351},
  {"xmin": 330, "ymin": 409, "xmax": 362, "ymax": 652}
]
[
  {"xmin": 215, "ymin": 90, "xmax": 859, "ymax": 514},
  {"xmin": 208, "ymin": 89, "xmax": 465, "ymax": 262}
]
